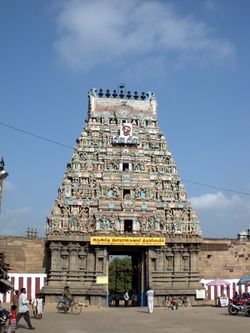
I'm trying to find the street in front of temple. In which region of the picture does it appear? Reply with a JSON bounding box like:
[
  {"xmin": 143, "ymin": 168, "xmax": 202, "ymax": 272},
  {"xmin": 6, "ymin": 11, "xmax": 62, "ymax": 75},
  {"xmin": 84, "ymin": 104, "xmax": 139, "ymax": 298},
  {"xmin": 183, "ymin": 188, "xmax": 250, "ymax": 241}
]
[{"xmin": 9, "ymin": 305, "xmax": 250, "ymax": 333}]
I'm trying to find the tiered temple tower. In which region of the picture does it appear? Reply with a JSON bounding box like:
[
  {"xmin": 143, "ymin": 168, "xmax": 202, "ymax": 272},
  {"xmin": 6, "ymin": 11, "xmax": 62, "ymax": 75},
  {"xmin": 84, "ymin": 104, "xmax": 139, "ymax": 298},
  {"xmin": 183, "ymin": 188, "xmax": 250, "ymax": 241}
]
[{"xmin": 44, "ymin": 88, "xmax": 202, "ymax": 305}]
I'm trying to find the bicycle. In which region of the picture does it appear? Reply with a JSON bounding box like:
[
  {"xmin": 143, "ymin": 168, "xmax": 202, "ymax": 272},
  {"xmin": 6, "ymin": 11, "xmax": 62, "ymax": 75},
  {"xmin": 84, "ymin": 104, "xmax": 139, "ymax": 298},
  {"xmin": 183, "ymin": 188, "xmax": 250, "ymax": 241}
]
[
  {"xmin": 162, "ymin": 296, "xmax": 172, "ymax": 307},
  {"xmin": 177, "ymin": 295, "xmax": 188, "ymax": 307},
  {"xmin": 163, "ymin": 296, "xmax": 179, "ymax": 310},
  {"xmin": 57, "ymin": 297, "xmax": 83, "ymax": 314}
]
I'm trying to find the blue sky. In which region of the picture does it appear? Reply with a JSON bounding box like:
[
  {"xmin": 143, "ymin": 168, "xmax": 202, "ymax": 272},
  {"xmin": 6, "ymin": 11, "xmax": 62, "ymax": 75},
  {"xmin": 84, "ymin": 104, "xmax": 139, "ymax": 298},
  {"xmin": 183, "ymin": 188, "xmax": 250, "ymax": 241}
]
[{"xmin": 0, "ymin": 0, "xmax": 249, "ymax": 238}]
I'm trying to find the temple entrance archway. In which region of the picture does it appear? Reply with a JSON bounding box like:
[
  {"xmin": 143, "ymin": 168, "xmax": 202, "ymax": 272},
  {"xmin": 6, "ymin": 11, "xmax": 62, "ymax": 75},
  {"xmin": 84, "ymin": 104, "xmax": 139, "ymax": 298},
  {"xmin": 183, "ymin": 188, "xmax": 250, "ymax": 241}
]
[{"xmin": 108, "ymin": 247, "xmax": 147, "ymax": 307}]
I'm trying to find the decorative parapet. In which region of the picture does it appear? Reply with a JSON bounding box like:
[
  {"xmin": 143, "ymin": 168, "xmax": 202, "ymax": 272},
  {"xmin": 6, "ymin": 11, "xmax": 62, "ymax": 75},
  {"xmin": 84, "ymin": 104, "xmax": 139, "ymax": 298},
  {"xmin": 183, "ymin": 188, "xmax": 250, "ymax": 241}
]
[
  {"xmin": 88, "ymin": 88, "xmax": 158, "ymax": 118},
  {"xmin": 89, "ymin": 88, "xmax": 156, "ymax": 101}
]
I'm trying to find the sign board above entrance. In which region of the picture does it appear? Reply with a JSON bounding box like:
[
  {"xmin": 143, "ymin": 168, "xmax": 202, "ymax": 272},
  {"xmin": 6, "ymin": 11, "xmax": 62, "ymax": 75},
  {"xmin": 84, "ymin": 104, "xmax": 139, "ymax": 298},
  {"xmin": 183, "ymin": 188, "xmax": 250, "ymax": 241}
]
[{"xmin": 90, "ymin": 237, "xmax": 165, "ymax": 246}]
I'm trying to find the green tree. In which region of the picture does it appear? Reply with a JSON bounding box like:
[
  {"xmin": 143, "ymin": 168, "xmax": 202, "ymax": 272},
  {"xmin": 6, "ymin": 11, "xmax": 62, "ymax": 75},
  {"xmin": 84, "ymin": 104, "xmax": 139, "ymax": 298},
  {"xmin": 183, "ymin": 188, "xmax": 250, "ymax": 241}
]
[
  {"xmin": 0, "ymin": 252, "xmax": 11, "ymax": 293},
  {"xmin": 109, "ymin": 257, "xmax": 132, "ymax": 293}
]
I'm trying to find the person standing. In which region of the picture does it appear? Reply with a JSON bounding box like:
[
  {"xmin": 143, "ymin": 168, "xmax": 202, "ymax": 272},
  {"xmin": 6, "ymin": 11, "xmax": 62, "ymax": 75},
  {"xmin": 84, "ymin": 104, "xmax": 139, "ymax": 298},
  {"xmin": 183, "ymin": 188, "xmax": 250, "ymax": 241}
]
[
  {"xmin": 16, "ymin": 288, "xmax": 35, "ymax": 330},
  {"xmin": 131, "ymin": 290, "xmax": 138, "ymax": 307},
  {"xmin": 9, "ymin": 304, "xmax": 17, "ymax": 333},
  {"xmin": 146, "ymin": 288, "xmax": 154, "ymax": 314},
  {"xmin": 12, "ymin": 290, "xmax": 19, "ymax": 312},
  {"xmin": 36, "ymin": 295, "xmax": 44, "ymax": 319},
  {"xmin": 31, "ymin": 295, "xmax": 38, "ymax": 318},
  {"xmin": 233, "ymin": 291, "xmax": 239, "ymax": 300},
  {"xmin": 114, "ymin": 292, "xmax": 120, "ymax": 307},
  {"xmin": 63, "ymin": 286, "xmax": 73, "ymax": 309},
  {"xmin": 170, "ymin": 296, "xmax": 178, "ymax": 311},
  {"xmin": 124, "ymin": 291, "xmax": 130, "ymax": 307}
]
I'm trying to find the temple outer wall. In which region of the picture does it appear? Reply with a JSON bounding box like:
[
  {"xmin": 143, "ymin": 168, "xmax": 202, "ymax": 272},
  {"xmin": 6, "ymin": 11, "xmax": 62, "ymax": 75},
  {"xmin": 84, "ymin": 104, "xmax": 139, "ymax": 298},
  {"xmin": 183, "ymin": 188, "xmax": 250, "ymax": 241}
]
[
  {"xmin": 199, "ymin": 238, "xmax": 250, "ymax": 279},
  {"xmin": 0, "ymin": 236, "xmax": 47, "ymax": 273},
  {"xmin": 0, "ymin": 236, "xmax": 48, "ymax": 304}
]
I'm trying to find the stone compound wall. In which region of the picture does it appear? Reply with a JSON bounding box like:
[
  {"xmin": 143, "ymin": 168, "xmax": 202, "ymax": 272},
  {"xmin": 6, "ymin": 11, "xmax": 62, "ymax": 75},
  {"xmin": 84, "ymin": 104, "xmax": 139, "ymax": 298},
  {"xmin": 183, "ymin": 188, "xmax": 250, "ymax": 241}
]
[
  {"xmin": 199, "ymin": 238, "xmax": 250, "ymax": 279},
  {"xmin": 0, "ymin": 236, "xmax": 47, "ymax": 273},
  {"xmin": 0, "ymin": 236, "xmax": 48, "ymax": 304}
]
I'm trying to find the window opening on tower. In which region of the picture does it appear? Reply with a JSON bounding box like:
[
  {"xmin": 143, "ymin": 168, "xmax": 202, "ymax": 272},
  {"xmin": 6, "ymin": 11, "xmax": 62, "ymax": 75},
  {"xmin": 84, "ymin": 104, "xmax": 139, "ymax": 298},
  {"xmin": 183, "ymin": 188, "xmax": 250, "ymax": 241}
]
[
  {"xmin": 123, "ymin": 189, "xmax": 131, "ymax": 199},
  {"xmin": 123, "ymin": 162, "xmax": 129, "ymax": 171},
  {"xmin": 124, "ymin": 220, "xmax": 133, "ymax": 233}
]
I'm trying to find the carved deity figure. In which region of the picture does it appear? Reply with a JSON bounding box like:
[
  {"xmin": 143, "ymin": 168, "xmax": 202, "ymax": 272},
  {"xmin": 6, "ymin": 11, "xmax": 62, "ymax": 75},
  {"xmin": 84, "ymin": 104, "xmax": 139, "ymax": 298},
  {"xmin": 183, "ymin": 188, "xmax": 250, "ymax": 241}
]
[
  {"xmin": 135, "ymin": 183, "xmax": 141, "ymax": 198},
  {"xmin": 61, "ymin": 205, "xmax": 70, "ymax": 217},
  {"xmin": 78, "ymin": 220, "xmax": 87, "ymax": 232},
  {"xmin": 165, "ymin": 208, "xmax": 173, "ymax": 221},
  {"xmin": 139, "ymin": 216, "xmax": 149, "ymax": 230},
  {"xmin": 110, "ymin": 213, "xmax": 120, "ymax": 231},
  {"xmin": 86, "ymin": 160, "xmax": 93, "ymax": 171},
  {"xmin": 71, "ymin": 206, "xmax": 79, "ymax": 216},
  {"xmin": 51, "ymin": 204, "xmax": 61, "ymax": 216},
  {"xmin": 79, "ymin": 206, "xmax": 89, "ymax": 218},
  {"xmin": 148, "ymin": 216, "xmax": 156, "ymax": 229},
  {"xmin": 111, "ymin": 183, "xmax": 120, "ymax": 197}
]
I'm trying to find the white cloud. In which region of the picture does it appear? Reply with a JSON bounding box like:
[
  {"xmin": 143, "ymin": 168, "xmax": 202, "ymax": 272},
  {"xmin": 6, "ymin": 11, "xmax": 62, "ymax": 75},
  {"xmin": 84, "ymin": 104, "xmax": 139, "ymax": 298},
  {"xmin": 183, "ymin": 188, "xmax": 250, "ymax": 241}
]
[
  {"xmin": 191, "ymin": 192, "xmax": 231, "ymax": 210},
  {"xmin": 190, "ymin": 192, "xmax": 250, "ymax": 238},
  {"xmin": 54, "ymin": 0, "xmax": 235, "ymax": 73}
]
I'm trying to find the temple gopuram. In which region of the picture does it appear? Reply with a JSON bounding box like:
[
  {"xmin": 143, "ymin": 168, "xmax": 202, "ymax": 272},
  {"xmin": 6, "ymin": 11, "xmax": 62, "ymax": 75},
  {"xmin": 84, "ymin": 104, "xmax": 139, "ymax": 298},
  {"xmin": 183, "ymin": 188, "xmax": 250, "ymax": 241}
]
[{"xmin": 43, "ymin": 88, "xmax": 202, "ymax": 306}]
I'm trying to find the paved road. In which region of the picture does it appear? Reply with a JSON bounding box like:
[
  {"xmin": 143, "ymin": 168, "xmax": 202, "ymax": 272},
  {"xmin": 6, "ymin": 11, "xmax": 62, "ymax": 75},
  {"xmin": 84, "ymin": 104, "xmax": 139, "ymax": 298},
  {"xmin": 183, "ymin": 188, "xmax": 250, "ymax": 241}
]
[{"xmin": 14, "ymin": 305, "xmax": 250, "ymax": 333}]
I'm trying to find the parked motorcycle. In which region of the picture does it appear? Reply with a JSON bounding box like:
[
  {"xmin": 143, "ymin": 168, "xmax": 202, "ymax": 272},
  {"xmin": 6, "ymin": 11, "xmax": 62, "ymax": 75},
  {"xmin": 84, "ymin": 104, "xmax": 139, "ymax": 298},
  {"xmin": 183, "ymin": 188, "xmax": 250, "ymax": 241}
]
[
  {"xmin": 242, "ymin": 300, "xmax": 250, "ymax": 317},
  {"xmin": 228, "ymin": 297, "xmax": 250, "ymax": 316},
  {"xmin": 0, "ymin": 309, "xmax": 10, "ymax": 333}
]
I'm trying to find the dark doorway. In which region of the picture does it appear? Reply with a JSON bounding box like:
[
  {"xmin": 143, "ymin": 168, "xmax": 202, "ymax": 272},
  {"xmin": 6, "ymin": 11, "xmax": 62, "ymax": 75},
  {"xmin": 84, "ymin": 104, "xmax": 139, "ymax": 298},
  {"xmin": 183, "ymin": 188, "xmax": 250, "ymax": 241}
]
[
  {"xmin": 124, "ymin": 220, "xmax": 133, "ymax": 233},
  {"xmin": 123, "ymin": 162, "xmax": 129, "ymax": 171},
  {"xmin": 123, "ymin": 189, "xmax": 131, "ymax": 199},
  {"xmin": 108, "ymin": 249, "xmax": 146, "ymax": 307}
]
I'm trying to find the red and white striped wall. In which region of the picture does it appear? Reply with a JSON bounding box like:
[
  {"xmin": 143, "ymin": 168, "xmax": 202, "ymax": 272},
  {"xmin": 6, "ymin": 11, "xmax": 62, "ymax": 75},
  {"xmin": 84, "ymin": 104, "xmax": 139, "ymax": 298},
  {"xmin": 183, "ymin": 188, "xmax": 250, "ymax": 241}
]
[
  {"xmin": 0, "ymin": 273, "xmax": 47, "ymax": 304},
  {"xmin": 200, "ymin": 279, "xmax": 250, "ymax": 300},
  {"xmin": 1, "ymin": 275, "xmax": 249, "ymax": 303}
]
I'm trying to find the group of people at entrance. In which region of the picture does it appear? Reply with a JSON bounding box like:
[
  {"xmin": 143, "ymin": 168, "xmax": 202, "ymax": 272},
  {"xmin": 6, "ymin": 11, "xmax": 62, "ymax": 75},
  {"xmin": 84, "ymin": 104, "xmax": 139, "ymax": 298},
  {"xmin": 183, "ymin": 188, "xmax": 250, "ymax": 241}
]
[
  {"xmin": 108, "ymin": 288, "xmax": 154, "ymax": 312},
  {"xmin": 109, "ymin": 290, "xmax": 140, "ymax": 307}
]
